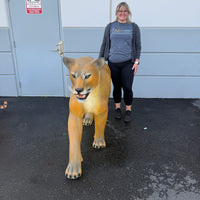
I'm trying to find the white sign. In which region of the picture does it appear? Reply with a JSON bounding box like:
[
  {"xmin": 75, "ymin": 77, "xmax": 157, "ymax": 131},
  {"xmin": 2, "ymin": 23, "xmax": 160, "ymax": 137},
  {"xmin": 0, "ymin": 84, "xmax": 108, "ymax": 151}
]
[{"xmin": 26, "ymin": 0, "xmax": 42, "ymax": 14}]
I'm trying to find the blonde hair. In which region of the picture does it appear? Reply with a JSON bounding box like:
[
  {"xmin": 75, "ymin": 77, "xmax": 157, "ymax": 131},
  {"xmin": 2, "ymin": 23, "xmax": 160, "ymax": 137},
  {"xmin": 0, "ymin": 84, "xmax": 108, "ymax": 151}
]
[{"xmin": 115, "ymin": 2, "xmax": 132, "ymax": 23}]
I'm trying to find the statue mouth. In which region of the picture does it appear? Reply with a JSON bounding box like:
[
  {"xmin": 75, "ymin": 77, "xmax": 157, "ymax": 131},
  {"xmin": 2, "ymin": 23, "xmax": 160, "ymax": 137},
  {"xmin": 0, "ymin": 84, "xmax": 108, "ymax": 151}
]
[
  {"xmin": 76, "ymin": 92, "xmax": 90, "ymax": 100},
  {"xmin": 74, "ymin": 88, "xmax": 91, "ymax": 102}
]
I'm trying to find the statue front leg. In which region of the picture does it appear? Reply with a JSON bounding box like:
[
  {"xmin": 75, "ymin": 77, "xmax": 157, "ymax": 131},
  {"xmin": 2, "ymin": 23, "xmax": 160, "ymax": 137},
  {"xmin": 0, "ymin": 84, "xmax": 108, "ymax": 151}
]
[{"xmin": 65, "ymin": 112, "xmax": 83, "ymax": 179}]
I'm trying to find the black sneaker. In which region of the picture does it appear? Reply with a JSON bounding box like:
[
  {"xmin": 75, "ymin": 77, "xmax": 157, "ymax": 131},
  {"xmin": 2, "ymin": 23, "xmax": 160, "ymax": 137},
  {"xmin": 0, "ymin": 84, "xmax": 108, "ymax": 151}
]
[
  {"xmin": 124, "ymin": 110, "xmax": 131, "ymax": 123},
  {"xmin": 115, "ymin": 108, "xmax": 121, "ymax": 119}
]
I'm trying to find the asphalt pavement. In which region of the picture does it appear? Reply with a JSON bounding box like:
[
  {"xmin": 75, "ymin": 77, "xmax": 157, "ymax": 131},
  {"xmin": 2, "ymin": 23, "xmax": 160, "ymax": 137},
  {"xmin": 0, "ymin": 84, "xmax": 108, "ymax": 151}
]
[{"xmin": 0, "ymin": 97, "xmax": 200, "ymax": 200}]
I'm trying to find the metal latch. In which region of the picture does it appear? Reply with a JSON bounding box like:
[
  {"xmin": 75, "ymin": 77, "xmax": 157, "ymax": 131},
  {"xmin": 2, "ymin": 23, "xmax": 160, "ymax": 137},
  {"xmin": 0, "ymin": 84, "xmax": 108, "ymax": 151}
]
[{"xmin": 52, "ymin": 41, "xmax": 63, "ymax": 57}]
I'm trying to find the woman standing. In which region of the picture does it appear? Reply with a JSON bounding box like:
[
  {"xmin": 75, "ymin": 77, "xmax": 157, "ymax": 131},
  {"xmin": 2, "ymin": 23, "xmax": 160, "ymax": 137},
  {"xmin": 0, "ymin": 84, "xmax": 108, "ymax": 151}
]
[{"xmin": 99, "ymin": 2, "xmax": 141, "ymax": 122}]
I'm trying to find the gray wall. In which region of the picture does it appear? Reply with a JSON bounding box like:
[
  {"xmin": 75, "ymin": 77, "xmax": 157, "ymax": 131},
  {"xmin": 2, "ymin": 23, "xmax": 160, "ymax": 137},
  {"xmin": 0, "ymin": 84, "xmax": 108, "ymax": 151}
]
[
  {"xmin": 1, "ymin": 26, "xmax": 200, "ymax": 98},
  {"xmin": 63, "ymin": 27, "xmax": 200, "ymax": 98},
  {"xmin": 0, "ymin": 28, "xmax": 18, "ymax": 96},
  {"xmin": 1, "ymin": 0, "xmax": 200, "ymax": 98}
]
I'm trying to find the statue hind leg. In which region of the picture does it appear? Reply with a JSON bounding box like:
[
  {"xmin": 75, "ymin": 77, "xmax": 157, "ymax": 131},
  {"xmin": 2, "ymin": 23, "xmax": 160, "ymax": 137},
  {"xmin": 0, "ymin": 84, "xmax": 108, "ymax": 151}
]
[{"xmin": 92, "ymin": 110, "xmax": 108, "ymax": 149}]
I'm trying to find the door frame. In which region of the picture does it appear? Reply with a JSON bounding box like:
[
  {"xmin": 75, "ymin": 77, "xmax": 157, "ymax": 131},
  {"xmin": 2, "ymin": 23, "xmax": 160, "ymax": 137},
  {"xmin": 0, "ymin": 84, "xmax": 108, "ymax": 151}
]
[
  {"xmin": 5, "ymin": 0, "xmax": 21, "ymax": 96},
  {"xmin": 5, "ymin": 0, "xmax": 65, "ymax": 96}
]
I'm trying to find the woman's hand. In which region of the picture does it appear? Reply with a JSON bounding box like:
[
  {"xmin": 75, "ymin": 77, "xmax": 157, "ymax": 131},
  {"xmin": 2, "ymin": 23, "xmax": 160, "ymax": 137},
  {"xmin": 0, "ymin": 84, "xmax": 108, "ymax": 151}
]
[{"xmin": 132, "ymin": 63, "xmax": 138, "ymax": 75}]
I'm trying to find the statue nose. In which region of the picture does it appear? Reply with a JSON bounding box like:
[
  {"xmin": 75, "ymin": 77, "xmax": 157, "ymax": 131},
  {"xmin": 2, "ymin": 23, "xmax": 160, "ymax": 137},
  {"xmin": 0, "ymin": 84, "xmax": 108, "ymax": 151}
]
[{"xmin": 75, "ymin": 88, "xmax": 84, "ymax": 94}]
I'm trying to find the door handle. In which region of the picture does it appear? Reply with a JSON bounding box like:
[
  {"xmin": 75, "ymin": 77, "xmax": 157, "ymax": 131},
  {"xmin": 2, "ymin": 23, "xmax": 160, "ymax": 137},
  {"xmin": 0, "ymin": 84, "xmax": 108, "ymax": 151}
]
[
  {"xmin": 52, "ymin": 41, "xmax": 63, "ymax": 57},
  {"xmin": 52, "ymin": 49, "xmax": 59, "ymax": 52}
]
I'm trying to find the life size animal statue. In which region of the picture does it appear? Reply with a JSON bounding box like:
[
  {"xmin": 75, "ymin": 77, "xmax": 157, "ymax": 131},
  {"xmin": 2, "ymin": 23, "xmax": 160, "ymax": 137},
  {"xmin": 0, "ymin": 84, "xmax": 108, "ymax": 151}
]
[{"xmin": 63, "ymin": 56, "xmax": 111, "ymax": 179}]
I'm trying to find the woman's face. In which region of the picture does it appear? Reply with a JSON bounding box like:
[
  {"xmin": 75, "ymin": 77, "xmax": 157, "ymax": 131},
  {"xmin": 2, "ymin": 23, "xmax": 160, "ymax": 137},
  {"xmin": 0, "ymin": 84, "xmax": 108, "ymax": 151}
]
[{"xmin": 116, "ymin": 6, "xmax": 129, "ymax": 23}]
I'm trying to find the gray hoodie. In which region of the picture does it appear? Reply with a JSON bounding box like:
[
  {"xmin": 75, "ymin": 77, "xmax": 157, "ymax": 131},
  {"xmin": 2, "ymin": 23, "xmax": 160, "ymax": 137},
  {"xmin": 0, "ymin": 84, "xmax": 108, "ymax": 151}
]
[{"xmin": 99, "ymin": 22, "xmax": 141, "ymax": 62}]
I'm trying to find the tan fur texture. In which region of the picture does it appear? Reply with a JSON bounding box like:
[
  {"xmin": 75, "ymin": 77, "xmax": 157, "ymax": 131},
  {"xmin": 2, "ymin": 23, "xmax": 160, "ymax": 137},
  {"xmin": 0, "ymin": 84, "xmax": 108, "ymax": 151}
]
[{"xmin": 63, "ymin": 57, "xmax": 111, "ymax": 179}]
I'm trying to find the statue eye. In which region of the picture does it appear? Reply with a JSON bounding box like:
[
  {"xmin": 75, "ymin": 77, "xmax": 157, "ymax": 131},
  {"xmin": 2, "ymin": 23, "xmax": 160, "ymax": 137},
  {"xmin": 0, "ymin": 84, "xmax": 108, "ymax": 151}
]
[
  {"xmin": 85, "ymin": 74, "xmax": 91, "ymax": 79},
  {"xmin": 71, "ymin": 73, "xmax": 76, "ymax": 78}
]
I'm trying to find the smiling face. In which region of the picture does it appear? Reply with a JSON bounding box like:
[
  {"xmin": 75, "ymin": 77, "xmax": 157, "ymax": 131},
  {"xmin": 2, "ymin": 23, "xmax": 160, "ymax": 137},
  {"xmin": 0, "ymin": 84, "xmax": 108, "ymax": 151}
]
[{"xmin": 116, "ymin": 6, "xmax": 129, "ymax": 23}]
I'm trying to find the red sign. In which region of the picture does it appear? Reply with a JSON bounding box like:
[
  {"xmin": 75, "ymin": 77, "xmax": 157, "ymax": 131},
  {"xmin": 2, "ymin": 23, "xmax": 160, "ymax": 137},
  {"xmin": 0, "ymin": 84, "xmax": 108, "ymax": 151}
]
[{"xmin": 26, "ymin": 0, "xmax": 42, "ymax": 14}]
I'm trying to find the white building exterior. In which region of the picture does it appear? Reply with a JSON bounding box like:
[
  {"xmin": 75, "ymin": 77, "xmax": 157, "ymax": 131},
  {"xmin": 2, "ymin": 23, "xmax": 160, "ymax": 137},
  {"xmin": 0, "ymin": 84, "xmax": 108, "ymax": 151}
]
[{"xmin": 1, "ymin": 0, "xmax": 200, "ymax": 98}]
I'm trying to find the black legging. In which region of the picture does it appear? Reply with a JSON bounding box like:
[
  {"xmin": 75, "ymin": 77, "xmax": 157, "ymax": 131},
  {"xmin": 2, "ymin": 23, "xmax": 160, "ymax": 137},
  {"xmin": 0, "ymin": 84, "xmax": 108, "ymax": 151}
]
[{"xmin": 108, "ymin": 60, "xmax": 134, "ymax": 106}]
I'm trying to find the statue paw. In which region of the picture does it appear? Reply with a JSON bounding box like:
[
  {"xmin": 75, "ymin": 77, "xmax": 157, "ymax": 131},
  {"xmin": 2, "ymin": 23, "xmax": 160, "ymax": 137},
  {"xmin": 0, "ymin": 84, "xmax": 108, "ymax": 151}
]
[
  {"xmin": 92, "ymin": 138, "xmax": 106, "ymax": 149},
  {"xmin": 65, "ymin": 162, "xmax": 82, "ymax": 179},
  {"xmin": 83, "ymin": 113, "xmax": 93, "ymax": 126}
]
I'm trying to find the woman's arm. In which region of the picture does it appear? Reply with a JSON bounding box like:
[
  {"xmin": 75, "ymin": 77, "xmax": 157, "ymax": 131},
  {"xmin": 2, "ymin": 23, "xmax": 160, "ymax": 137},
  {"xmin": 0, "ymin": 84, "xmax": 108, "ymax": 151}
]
[
  {"xmin": 99, "ymin": 23, "xmax": 110, "ymax": 58},
  {"xmin": 132, "ymin": 24, "xmax": 141, "ymax": 74},
  {"xmin": 135, "ymin": 24, "xmax": 141, "ymax": 60}
]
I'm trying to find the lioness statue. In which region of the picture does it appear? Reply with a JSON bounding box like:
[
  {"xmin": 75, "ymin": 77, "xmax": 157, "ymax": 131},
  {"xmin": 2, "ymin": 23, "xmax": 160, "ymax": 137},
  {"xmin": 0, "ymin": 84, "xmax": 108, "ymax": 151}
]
[{"xmin": 63, "ymin": 56, "xmax": 111, "ymax": 179}]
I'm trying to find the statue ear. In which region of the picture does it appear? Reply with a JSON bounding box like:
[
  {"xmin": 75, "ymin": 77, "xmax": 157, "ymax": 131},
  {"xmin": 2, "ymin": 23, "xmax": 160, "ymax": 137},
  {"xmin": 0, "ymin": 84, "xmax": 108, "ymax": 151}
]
[
  {"xmin": 92, "ymin": 57, "xmax": 105, "ymax": 69},
  {"xmin": 63, "ymin": 57, "xmax": 75, "ymax": 69}
]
